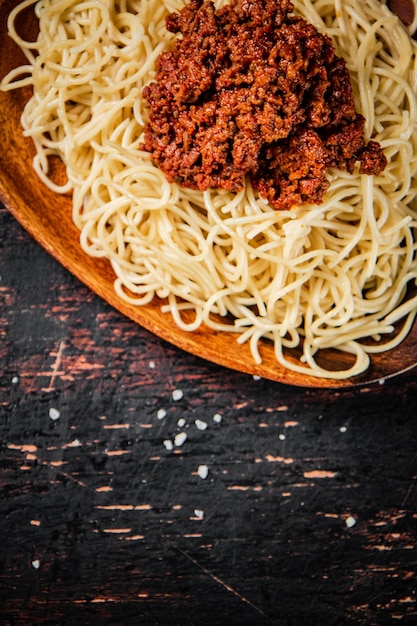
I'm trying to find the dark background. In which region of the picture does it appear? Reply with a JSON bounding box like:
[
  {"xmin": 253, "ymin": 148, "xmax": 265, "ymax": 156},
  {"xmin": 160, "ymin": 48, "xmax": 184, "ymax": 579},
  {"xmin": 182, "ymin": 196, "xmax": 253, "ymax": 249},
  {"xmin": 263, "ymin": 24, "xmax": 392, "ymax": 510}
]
[{"xmin": 1, "ymin": 203, "xmax": 416, "ymax": 625}]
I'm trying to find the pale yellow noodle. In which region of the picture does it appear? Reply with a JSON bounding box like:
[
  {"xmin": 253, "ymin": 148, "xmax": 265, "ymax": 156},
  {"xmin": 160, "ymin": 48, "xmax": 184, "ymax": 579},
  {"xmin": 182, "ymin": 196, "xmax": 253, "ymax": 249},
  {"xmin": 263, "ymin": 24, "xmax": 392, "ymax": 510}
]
[{"xmin": 1, "ymin": 0, "xmax": 417, "ymax": 379}]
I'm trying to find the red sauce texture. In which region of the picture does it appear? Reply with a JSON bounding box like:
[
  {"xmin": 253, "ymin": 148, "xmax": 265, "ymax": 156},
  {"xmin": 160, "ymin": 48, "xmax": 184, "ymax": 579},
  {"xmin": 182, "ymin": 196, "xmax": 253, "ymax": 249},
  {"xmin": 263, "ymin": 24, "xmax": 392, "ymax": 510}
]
[{"xmin": 142, "ymin": 0, "xmax": 387, "ymax": 210}]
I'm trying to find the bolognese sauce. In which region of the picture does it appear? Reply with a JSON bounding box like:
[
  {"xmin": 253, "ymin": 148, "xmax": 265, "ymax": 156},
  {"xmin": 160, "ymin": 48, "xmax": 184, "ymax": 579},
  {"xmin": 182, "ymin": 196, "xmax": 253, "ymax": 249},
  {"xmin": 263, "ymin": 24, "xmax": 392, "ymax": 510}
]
[{"xmin": 142, "ymin": 0, "xmax": 386, "ymax": 210}]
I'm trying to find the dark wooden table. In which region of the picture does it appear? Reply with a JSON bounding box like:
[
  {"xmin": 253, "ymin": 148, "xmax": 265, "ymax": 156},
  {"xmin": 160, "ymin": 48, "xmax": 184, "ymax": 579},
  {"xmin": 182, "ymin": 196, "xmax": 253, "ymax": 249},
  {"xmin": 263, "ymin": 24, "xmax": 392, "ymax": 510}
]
[{"xmin": 1, "ymin": 201, "xmax": 416, "ymax": 625}]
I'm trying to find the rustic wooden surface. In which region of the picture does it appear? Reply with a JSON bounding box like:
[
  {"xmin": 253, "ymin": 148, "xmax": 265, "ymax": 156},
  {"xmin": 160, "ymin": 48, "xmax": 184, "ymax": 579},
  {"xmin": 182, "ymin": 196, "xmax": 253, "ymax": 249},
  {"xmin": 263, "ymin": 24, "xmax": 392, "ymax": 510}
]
[{"xmin": 1, "ymin": 202, "xmax": 417, "ymax": 625}]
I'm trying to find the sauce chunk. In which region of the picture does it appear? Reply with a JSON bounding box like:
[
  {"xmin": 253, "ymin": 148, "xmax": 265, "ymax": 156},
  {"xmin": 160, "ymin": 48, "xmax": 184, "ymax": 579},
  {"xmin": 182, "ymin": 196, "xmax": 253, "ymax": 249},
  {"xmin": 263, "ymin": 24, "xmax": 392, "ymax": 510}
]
[{"xmin": 143, "ymin": 0, "xmax": 386, "ymax": 209}]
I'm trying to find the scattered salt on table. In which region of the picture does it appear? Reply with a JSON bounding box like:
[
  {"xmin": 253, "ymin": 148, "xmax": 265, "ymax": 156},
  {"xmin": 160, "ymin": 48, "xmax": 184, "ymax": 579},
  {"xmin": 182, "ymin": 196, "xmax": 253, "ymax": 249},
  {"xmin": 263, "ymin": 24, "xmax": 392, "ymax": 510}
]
[
  {"xmin": 49, "ymin": 408, "xmax": 60, "ymax": 421},
  {"xmin": 172, "ymin": 389, "xmax": 183, "ymax": 401},
  {"xmin": 197, "ymin": 464, "xmax": 209, "ymax": 479},
  {"xmin": 174, "ymin": 432, "xmax": 187, "ymax": 447}
]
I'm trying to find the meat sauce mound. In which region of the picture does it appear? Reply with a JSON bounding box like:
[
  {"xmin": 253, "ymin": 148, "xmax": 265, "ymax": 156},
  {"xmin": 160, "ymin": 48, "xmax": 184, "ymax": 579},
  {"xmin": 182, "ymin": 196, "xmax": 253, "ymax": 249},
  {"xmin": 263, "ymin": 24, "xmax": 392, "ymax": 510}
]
[{"xmin": 142, "ymin": 0, "xmax": 386, "ymax": 210}]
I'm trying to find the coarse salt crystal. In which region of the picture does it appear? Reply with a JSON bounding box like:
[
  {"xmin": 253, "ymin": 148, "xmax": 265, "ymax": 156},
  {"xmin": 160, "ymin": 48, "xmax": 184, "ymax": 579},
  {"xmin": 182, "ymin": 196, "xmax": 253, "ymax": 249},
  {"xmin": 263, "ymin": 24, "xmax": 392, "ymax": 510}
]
[
  {"xmin": 345, "ymin": 515, "xmax": 357, "ymax": 528},
  {"xmin": 197, "ymin": 464, "xmax": 209, "ymax": 479},
  {"xmin": 213, "ymin": 413, "xmax": 222, "ymax": 423},
  {"xmin": 194, "ymin": 509, "xmax": 204, "ymax": 519},
  {"xmin": 279, "ymin": 434, "xmax": 286, "ymax": 441},
  {"xmin": 67, "ymin": 439, "xmax": 81, "ymax": 448},
  {"xmin": 177, "ymin": 418, "xmax": 186, "ymax": 427},
  {"xmin": 340, "ymin": 426, "xmax": 347, "ymax": 433},
  {"xmin": 174, "ymin": 432, "xmax": 187, "ymax": 447},
  {"xmin": 163, "ymin": 440, "xmax": 173, "ymax": 451},
  {"xmin": 195, "ymin": 419, "xmax": 207, "ymax": 431},
  {"xmin": 172, "ymin": 389, "xmax": 183, "ymax": 401},
  {"xmin": 32, "ymin": 560, "xmax": 40, "ymax": 569},
  {"xmin": 12, "ymin": 376, "xmax": 19, "ymax": 384},
  {"xmin": 149, "ymin": 361, "xmax": 156, "ymax": 369},
  {"xmin": 253, "ymin": 375, "xmax": 261, "ymax": 380},
  {"xmin": 49, "ymin": 408, "xmax": 60, "ymax": 421},
  {"xmin": 157, "ymin": 408, "xmax": 167, "ymax": 420}
]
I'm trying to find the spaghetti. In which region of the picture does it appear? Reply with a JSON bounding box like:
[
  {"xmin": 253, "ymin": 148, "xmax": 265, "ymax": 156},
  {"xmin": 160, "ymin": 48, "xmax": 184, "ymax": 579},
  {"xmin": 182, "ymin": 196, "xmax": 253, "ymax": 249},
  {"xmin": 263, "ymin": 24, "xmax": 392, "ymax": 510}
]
[{"xmin": 2, "ymin": 0, "xmax": 417, "ymax": 379}]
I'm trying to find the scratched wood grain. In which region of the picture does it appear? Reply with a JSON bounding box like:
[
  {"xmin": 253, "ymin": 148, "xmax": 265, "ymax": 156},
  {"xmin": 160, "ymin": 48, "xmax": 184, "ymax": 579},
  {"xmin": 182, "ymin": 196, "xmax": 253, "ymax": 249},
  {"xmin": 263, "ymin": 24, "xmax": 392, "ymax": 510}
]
[{"xmin": 1, "ymin": 205, "xmax": 417, "ymax": 625}]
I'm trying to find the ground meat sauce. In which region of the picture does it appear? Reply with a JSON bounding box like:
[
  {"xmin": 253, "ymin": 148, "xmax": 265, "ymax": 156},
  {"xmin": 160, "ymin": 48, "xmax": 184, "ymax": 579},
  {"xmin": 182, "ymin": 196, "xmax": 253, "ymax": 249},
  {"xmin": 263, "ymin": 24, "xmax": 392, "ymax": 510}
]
[{"xmin": 142, "ymin": 0, "xmax": 387, "ymax": 210}]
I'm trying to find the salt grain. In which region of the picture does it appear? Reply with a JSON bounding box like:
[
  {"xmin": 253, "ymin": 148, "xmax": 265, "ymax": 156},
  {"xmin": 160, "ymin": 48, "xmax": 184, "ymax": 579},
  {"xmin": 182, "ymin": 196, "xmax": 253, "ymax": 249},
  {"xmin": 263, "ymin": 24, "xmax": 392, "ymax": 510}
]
[
  {"xmin": 197, "ymin": 464, "xmax": 209, "ymax": 479},
  {"xmin": 177, "ymin": 418, "xmax": 186, "ymax": 428},
  {"xmin": 195, "ymin": 419, "xmax": 207, "ymax": 431},
  {"xmin": 49, "ymin": 408, "xmax": 60, "ymax": 421},
  {"xmin": 174, "ymin": 432, "xmax": 187, "ymax": 447},
  {"xmin": 172, "ymin": 389, "xmax": 183, "ymax": 401},
  {"xmin": 149, "ymin": 361, "xmax": 156, "ymax": 369},
  {"xmin": 12, "ymin": 376, "xmax": 19, "ymax": 384},
  {"xmin": 279, "ymin": 434, "xmax": 286, "ymax": 441},
  {"xmin": 163, "ymin": 440, "xmax": 173, "ymax": 451},
  {"xmin": 339, "ymin": 426, "xmax": 347, "ymax": 433},
  {"xmin": 345, "ymin": 515, "xmax": 357, "ymax": 528},
  {"xmin": 32, "ymin": 560, "xmax": 40, "ymax": 569},
  {"xmin": 213, "ymin": 413, "xmax": 222, "ymax": 423},
  {"xmin": 157, "ymin": 408, "xmax": 167, "ymax": 420},
  {"xmin": 67, "ymin": 439, "xmax": 81, "ymax": 448},
  {"xmin": 194, "ymin": 509, "xmax": 204, "ymax": 519}
]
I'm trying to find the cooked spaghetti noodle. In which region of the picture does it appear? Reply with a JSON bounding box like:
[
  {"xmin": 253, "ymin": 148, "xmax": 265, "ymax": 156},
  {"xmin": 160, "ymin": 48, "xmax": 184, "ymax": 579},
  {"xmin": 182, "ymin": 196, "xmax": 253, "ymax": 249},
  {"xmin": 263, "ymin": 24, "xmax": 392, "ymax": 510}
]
[{"xmin": 2, "ymin": 0, "xmax": 417, "ymax": 379}]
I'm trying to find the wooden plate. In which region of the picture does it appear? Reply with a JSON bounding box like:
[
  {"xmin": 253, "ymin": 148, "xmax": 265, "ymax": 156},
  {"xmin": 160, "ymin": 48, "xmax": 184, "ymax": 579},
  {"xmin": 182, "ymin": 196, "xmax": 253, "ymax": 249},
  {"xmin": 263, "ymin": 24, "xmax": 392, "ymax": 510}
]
[{"xmin": 1, "ymin": 0, "xmax": 417, "ymax": 388}]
